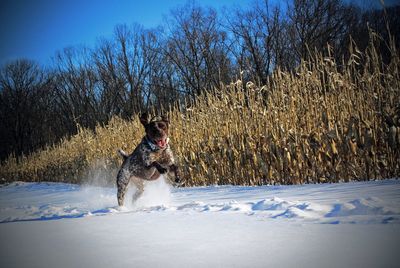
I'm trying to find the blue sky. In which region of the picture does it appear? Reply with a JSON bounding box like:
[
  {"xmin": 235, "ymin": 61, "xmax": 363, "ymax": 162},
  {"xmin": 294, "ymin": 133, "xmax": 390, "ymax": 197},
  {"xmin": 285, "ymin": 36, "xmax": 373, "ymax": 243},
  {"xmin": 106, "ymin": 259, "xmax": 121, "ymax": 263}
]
[
  {"xmin": 1, "ymin": 0, "xmax": 399, "ymax": 67},
  {"xmin": 0, "ymin": 0, "xmax": 246, "ymax": 67}
]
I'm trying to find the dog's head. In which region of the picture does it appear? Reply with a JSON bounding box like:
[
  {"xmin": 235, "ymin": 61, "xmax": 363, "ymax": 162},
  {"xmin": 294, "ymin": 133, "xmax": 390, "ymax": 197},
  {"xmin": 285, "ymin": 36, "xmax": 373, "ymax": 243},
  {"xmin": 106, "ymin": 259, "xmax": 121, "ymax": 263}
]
[{"xmin": 140, "ymin": 113, "xmax": 169, "ymax": 149}]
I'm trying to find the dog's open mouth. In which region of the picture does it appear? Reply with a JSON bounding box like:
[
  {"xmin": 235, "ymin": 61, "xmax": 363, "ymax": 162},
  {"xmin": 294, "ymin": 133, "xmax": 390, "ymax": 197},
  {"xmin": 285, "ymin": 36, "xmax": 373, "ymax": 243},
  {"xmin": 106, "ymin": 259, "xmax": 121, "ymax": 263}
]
[{"xmin": 155, "ymin": 138, "xmax": 167, "ymax": 148}]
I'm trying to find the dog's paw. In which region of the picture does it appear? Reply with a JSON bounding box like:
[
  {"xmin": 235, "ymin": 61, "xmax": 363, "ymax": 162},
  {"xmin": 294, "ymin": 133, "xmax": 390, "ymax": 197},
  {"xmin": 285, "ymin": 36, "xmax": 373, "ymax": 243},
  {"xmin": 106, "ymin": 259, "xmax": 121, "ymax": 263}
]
[
  {"xmin": 158, "ymin": 167, "xmax": 168, "ymax": 174},
  {"xmin": 174, "ymin": 177, "xmax": 186, "ymax": 187}
]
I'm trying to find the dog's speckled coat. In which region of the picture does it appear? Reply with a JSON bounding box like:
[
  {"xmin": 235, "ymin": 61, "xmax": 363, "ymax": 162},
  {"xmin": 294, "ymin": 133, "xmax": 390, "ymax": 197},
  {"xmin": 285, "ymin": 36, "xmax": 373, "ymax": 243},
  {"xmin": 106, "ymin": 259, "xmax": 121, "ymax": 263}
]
[{"xmin": 116, "ymin": 113, "xmax": 180, "ymax": 206}]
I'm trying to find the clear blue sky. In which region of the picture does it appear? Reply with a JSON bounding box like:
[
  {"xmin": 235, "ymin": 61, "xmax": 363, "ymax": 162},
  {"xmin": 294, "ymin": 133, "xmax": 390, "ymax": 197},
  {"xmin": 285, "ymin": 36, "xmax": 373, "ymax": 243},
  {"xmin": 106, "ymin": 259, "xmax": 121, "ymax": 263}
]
[
  {"xmin": 1, "ymin": 0, "xmax": 398, "ymax": 67},
  {"xmin": 0, "ymin": 0, "xmax": 246, "ymax": 67}
]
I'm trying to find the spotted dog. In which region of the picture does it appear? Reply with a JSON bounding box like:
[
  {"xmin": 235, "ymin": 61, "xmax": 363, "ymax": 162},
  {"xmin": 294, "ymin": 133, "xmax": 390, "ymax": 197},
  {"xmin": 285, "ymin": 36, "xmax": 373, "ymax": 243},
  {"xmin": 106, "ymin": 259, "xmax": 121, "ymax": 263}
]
[{"xmin": 116, "ymin": 113, "xmax": 181, "ymax": 206}]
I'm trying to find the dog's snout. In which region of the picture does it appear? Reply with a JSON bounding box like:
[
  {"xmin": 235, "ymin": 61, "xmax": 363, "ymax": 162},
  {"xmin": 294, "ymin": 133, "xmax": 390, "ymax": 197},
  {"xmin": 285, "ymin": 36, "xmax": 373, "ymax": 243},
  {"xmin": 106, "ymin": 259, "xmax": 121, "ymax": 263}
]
[{"xmin": 145, "ymin": 120, "xmax": 169, "ymax": 143}]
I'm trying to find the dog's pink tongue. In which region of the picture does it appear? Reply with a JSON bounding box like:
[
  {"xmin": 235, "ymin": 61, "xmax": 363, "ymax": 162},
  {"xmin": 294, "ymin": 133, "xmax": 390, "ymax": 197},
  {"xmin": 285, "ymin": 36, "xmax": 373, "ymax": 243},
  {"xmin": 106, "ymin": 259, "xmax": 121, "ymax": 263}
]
[{"xmin": 157, "ymin": 139, "xmax": 166, "ymax": 148}]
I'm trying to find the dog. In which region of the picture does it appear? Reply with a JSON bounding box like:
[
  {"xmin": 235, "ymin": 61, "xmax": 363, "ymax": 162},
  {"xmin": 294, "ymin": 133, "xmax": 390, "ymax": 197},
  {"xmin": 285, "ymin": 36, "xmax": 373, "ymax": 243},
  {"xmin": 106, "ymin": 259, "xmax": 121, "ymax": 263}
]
[{"xmin": 116, "ymin": 112, "xmax": 181, "ymax": 206}]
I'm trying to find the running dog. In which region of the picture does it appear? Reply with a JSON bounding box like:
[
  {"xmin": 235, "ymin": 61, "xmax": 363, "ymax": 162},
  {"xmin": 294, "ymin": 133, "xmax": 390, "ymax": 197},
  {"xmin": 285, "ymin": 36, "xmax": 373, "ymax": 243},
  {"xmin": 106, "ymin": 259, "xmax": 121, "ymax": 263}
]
[{"xmin": 116, "ymin": 113, "xmax": 181, "ymax": 206}]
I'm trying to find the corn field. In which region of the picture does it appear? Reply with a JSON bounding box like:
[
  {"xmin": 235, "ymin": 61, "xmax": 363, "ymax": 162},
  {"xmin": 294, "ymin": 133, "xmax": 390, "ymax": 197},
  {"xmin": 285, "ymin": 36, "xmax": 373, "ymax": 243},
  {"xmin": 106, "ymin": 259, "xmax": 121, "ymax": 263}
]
[{"xmin": 1, "ymin": 35, "xmax": 399, "ymax": 186}]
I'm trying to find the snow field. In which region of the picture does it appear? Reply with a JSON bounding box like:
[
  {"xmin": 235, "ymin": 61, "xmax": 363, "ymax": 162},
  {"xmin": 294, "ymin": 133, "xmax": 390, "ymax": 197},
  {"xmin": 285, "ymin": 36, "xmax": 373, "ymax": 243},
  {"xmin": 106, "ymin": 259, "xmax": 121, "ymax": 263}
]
[
  {"xmin": 0, "ymin": 178, "xmax": 400, "ymax": 267},
  {"xmin": 1, "ymin": 178, "xmax": 399, "ymax": 224}
]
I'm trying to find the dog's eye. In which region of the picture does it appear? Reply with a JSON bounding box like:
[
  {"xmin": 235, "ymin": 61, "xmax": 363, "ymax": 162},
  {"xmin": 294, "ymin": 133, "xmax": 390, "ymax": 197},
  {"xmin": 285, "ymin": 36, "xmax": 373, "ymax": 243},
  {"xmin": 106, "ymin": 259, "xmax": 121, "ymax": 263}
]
[{"xmin": 158, "ymin": 122, "xmax": 166, "ymax": 129}]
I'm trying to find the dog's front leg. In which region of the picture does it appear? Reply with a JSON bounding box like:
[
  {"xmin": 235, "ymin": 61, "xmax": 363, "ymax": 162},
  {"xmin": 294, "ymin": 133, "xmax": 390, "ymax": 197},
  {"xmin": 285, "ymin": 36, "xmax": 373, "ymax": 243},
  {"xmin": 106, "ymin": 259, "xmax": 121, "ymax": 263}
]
[
  {"xmin": 143, "ymin": 153, "xmax": 167, "ymax": 174},
  {"xmin": 168, "ymin": 164, "xmax": 184, "ymax": 186},
  {"xmin": 149, "ymin": 161, "xmax": 168, "ymax": 174}
]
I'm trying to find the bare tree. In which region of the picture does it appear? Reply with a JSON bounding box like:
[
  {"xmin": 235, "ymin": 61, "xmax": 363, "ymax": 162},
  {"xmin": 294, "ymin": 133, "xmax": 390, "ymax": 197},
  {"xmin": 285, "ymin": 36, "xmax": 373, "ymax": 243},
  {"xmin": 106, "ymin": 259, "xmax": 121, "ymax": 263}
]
[
  {"xmin": 93, "ymin": 38, "xmax": 127, "ymax": 120},
  {"xmin": 114, "ymin": 24, "xmax": 147, "ymax": 115},
  {"xmin": 225, "ymin": 0, "xmax": 286, "ymax": 83},
  {"xmin": 286, "ymin": 0, "xmax": 354, "ymax": 64},
  {"xmin": 140, "ymin": 28, "xmax": 181, "ymax": 108},
  {"xmin": 0, "ymin": 60, "xmax": 54, "ymax": 159},
  {"xmin": 53, "ymin": 46, "xmax": 100, "ymax": 130},
  {"xmin": 164, "ymin": 2, "xmax": 231, "ymax": 96}
]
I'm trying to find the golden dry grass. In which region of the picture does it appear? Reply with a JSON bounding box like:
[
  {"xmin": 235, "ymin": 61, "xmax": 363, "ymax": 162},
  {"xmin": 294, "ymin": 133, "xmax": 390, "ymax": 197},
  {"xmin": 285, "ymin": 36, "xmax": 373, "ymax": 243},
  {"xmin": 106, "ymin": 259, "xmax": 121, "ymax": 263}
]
[{"xmin": 1, "ymin": 34, "xmax": 399, "ymax": 186}]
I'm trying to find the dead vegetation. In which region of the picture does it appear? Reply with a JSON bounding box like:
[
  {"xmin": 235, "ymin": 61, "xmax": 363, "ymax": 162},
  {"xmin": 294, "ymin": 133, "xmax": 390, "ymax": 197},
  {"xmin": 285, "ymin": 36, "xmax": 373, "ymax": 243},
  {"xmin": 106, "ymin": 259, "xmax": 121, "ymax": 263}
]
[{"xmin": 1, "ymin": 33, "xmax": 399, "ymax": 186}]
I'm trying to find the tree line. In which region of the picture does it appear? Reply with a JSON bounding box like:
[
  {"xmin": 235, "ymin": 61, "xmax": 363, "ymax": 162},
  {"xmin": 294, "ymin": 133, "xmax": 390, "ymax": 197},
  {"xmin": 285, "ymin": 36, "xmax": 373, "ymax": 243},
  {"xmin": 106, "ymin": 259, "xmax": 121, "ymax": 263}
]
[{"xmin": 0, "ymin": 0, "xmax": 399, "ymax": 161}]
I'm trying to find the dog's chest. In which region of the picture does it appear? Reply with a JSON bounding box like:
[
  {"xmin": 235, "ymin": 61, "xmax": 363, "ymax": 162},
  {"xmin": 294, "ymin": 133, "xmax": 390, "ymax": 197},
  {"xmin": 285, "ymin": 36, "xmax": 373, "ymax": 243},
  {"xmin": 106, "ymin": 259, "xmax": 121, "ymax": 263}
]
[{"xmin": 147, "ymin": 149, "xmax": 171, "ymax": 164}]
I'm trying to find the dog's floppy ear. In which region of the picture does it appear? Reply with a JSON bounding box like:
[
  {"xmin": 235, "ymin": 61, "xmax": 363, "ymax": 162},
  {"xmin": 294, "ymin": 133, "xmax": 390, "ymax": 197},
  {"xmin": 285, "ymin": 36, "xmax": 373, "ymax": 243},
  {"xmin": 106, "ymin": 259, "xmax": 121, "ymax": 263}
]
[
  {"xmin": 161, "ymin": 115, "xmax": 169, "ymax": 124},
  {"xmin": 140, "ymin": 112, "xmax": 150, "ymax": 126}
]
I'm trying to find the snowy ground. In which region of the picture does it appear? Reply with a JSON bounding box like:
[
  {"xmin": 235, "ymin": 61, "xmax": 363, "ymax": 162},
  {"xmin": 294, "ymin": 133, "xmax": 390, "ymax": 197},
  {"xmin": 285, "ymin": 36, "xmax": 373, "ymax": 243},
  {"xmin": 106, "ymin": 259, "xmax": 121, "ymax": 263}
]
[{"xmin": 0, "ymin": 178, "xmax": 399, "ymax": 268}]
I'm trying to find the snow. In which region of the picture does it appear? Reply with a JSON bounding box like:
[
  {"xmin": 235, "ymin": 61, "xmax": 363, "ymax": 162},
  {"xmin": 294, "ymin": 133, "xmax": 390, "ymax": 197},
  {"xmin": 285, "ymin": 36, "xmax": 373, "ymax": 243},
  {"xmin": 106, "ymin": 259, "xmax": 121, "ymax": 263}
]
[{"xmin": 0, "ymin": 177, "xmax": 400, "ymax": 267}]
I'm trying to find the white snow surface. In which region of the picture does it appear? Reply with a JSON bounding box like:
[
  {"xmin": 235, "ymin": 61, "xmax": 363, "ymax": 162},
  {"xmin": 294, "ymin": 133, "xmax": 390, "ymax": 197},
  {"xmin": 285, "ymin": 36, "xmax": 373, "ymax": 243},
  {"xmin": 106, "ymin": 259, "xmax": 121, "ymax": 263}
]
[{"xmin": 1, "ymin": 177, "xmax": 400, "ymax": 267}]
